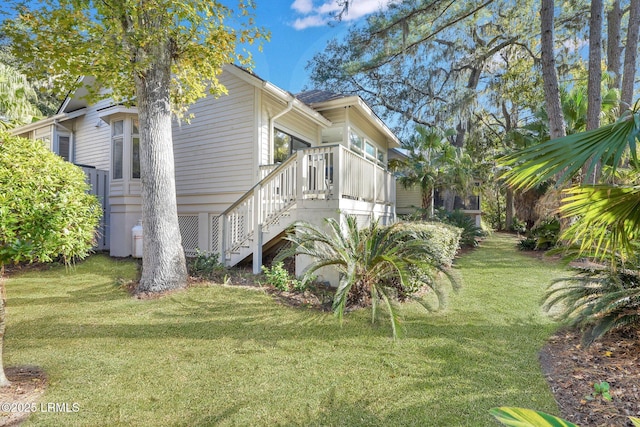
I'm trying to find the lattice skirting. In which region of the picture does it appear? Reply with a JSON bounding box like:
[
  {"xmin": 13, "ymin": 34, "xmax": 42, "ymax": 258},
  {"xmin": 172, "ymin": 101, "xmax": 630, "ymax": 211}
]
[{"xmin": 178, "ymin": 215, "xmax": 199, "ymax": 257}]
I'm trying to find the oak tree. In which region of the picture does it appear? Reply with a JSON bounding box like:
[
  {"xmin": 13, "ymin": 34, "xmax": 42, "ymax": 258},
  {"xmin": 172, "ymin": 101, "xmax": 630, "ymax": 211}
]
[{"xmin": 5, "ymin": 0, "xmax": 267, "ymax": 293}]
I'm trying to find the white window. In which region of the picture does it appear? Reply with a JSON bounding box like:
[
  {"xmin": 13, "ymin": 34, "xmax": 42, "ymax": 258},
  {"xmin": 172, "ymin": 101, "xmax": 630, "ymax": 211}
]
[
  {"xmin": 132, "ymin": 120, "xmax": 140, "ymax": 179},
  {"xmin": 349, "ymin": 128, "xmax": 386, "ymax": 168},
  {"xmin": 349, "ymin": 132, "xmax": 363, "ymax": 153},
  {"xmin": 111, "ymin": 117, "xmax": 140, "ymax": 181},
  {"xmin": 112, "ymin": 120, "xmax": 124, "ymax": 180}
]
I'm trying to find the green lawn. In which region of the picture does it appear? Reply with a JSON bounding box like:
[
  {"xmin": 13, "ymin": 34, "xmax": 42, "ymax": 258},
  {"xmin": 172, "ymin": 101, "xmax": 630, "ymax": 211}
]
[{"xmin": 5, "ymin": 233, "xmax": 567, "ymax": 426}]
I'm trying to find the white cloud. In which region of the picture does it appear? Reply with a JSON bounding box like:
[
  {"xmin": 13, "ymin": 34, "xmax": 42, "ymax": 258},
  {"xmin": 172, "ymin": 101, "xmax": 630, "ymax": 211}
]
[
  {"xmin": 292, "ymin": 15, "xmax": 330, "ymax": 30},
  {"xmin": 291, "ymin": 0, "xmax": 314, "ymax": 14},
  {"xmin": 290, "ymin": 0, "xmax": 398, "ymax": 30}
]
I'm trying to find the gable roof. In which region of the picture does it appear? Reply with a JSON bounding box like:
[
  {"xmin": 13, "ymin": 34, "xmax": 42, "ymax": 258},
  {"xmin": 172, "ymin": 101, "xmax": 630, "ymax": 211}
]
[{"xmin": 296, "ymin": 90, "xmax": 400, "ymax": 148}]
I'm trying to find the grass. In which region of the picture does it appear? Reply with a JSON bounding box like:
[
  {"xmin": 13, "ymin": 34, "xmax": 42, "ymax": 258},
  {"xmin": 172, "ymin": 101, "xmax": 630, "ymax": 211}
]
[{"xmin": 4, "ymin": 233, "xmax": 567, "ymax": 426}]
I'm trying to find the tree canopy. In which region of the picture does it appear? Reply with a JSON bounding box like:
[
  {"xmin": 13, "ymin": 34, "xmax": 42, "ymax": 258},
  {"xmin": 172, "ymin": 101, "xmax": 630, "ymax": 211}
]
[{"xmin": 4, "ymin": 0, "xmax": 267, "ymax": 117}]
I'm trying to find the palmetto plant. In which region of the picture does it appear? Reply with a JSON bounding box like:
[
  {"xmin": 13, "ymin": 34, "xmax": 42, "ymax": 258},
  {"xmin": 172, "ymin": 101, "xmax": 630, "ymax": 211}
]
[
  {"xmin": 276, "ymin": 216, "xmax": 459, "ymax": 338},
  {"xmin": 544, "ymin": 257, "xmax": 640, "ymax": 346},
  {"xmin": 394, "ymin": 126, "xmax": 474, "ymax": 212},
  {"xmin": 501, "ymin": 104, "xmax": 640, "ymax": 344},
  {"xmin": 501, "ymin": 104, "xmax": 640, "ymax": 261}
]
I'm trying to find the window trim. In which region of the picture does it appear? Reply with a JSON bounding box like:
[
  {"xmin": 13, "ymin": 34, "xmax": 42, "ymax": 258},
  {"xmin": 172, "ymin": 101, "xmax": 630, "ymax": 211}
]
[
  {"xmin": 110, "ymin": 116, "xmax": 140, "ymax": 181},
  {"xmin": 273, "ymin": 127, "xmax": 311, "ymax": 164},
  {"xmin": 348, "ymin": 127, "xmax": 386, "ymax": 168}
]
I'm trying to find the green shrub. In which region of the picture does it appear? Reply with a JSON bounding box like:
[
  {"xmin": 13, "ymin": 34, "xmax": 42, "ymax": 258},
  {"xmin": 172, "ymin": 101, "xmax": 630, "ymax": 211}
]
[
  {"xmin": 434, "ymin": 208, "xmax": 485, "ymax": 247},
  {"xmin": 510, "ymin": 217, "xmax": 527, "ymax": 234},
  {"xmin": 188, "ymin": 250, "xmax": 223, "ymax": 278},
  {"xmin": 530, "ymin": 218, "xmax": 561, "ymax": 250},
  {"xmin": 261, "ymin": 262, "xmax": 293, "ymax": 291},
  {"xmin": 517, "ymin": 237, "xmax": 537, "ymax": 251},
  {"xmin": 393, "ymin": 221, "xmax": 461, "ymax": 267}
]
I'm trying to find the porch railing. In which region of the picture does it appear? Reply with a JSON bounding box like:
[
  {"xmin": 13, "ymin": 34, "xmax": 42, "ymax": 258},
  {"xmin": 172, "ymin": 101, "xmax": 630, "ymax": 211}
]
[{"xmin": 214, "ymin": 144, "xmax": 395, "ymax": 263}]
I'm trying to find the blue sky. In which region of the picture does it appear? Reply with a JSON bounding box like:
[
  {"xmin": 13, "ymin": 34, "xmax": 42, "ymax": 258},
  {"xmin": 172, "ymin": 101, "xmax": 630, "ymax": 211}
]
[{"xmin": 228, "ymin": 0, "xmax": 397, "ymax": 93}]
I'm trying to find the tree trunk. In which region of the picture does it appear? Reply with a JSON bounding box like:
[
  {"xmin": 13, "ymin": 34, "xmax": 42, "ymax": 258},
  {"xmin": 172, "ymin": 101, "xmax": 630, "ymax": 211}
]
[
  {"xmin": 587, "ymin": 0, "xmax": 603, "ymax": 132},
  {"xmin": 505, "ymin": 187, "xmax": 514, "ymax": 231},
  {"xmin": 585, "ymin": 0, "xmax": 603, "ymax": 184},
  {"xmin": 540, "ymin": 0, "xmax": 567, "ymax": 139},
  {"xmin": 134, "ymin": 40, "xmax": 188, "ymax": 293},
  {"xmin": 0, "ymin": 266, "xmax": 10, "ymax": 387},
  {"xmin": 421, "ymin": 188, "xmax": 433, "ymax": 215},
  {"xmin": 621, "ymin": 0, "xmax": 640, "ymax": 110},
  {"xmin": 607, "ymin": 0, "xmax": 622, "ymax": 91}
]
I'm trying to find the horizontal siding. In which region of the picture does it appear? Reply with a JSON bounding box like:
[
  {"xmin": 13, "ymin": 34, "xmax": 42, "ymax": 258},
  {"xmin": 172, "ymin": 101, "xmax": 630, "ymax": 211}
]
[
  {"xmin": 319, "ymin": 109, "xmax": 345, "ymax": 124},
  {"xmin": 173, "ymin": 71, "xmax": 255, "ymax": 196},
  {"xmin": 73, "ymin": 98, "xmax": 112, "ymax": 170},
  {"xmin": 269, "ymin": 98, "xmax": 319, "ymax": 144},
  {"xmin": 349, "ymin": 108, "xmax": 388, "ymax": 148},
  {"xmin": 396, "ymin": 185, "xmax": 422, "ymax": 214}
]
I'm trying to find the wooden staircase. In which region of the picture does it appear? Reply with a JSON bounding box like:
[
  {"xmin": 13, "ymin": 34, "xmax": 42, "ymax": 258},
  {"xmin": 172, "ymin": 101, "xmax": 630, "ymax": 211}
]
[{"xmin": 212, "ymin": 144, "xmax": 395, "ymax": 274}]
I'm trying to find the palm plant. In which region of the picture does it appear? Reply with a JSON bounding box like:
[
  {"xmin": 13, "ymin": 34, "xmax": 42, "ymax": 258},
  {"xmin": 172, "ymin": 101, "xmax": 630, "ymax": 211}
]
[
  {"xmin": 501, "ymin": 104, "xmax": 640, "ymax": 260},
  {"xmin": 501, "ymin": 103, "xmax": 640, "ymax": 344},
  {"xmin": 394, "ymin": 126, "xmax": 474, "ymax": 215},
  {"xmin": 544, "ymin": 254, "xmax": 640, "ymax": 345},
  {"xmin": 276, "ymin": 216, "xmax": 459, "ymax": 338}
]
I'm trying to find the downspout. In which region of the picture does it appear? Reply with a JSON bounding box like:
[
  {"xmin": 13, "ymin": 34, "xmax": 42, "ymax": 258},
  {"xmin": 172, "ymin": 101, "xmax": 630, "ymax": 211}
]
[{"xmin": 268, "ymin": 99, "xmax": 294, "ymax": 163}]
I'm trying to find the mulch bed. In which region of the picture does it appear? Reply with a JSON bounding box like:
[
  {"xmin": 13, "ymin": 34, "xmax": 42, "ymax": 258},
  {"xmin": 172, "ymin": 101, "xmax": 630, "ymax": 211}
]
[{"xmin": 540, "ymin": 328, "xmax": 640, "ymax": 426}]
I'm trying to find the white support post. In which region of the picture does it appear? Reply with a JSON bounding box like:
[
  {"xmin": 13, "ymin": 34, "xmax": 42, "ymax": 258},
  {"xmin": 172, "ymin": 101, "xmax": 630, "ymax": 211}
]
[
  {"xmin": 334, "ymin": 146, "xmax": 342, "ymax": 200},
  {"xmin": 252, "ymin": 183, "xmax": 262, "ymax": 275}
]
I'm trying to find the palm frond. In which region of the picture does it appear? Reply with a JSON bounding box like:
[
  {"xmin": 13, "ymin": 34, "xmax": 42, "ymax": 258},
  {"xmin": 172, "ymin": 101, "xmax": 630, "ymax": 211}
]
[
  {"xmin": 500, "ymin": 110, "xmax": 640, "ymax": 190},
  {"xmin": 559, "ymin": 185, "xmax": 640, "ymax": 261}
]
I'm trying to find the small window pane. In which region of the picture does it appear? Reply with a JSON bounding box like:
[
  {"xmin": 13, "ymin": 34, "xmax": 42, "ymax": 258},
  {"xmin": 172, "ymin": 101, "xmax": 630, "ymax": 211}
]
[
  {"xmin": 349, "ymin": 132, "xmax": 363, "ymax": 151},
  {"xmin": 113, "ymin": 137, "xmax": 123, "ymax": 179},
  {"xmin": 112, "ymin": 120, "xmax": 124, "ymax": 136},
  {"xmin": 274, "ymin": 130, "xmax": 291, "ymax": 163},
  {"xmin": 132, "ymin": 137, "xmax": 140, "ymax": 179},
  {"xmin": 58, "ymin": 136, "xmax": 70, "ymax": 161},
  {"xmin": 132, "ymin": 120, "xmax": 139, "ymax": 135},
  {"xmin": 365, "ymin": 141, "xmax": 375, "ymax": 157}
]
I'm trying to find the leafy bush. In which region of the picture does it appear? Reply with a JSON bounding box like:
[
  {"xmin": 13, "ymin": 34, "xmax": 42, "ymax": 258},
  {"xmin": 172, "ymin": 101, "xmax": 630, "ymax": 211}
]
[
  {"xmin": 0, "ymin": 132, "xmax": 101, "ymax": 265},
  {"xmin": 517, "ymin": 237, "xmax": 537, "ymax": 251},
  {"xmin": 0, "ymin": 132, "xmax": 101, "ymax": 386},
  {"xmin": 393, "ymin": 221, "xmax": 461, "ymax": 267},
  {"xmin": 261, "ymin": 262, "xmax": 292, "ymax": 291},
  {"xmin": 543, "ymin": 259, "xmax": 640, "ymax": 346},
  {"xmin": 530, "ymin": 217, "xmax": 561, "ymax": 250},
  {"xmin": 188, "ymin": 250, "xmax": 223, "ymax": 278},
  {"xmin": 277, "ymin": 216, "xmax": 460, "ymax": 338},
  {"xmin": 510, "ymin": 217, "xmax": 527, "ymax": 234},
  {"xmin": 434, "ymin": 208, "xmax": 485, "ymax": 247}
]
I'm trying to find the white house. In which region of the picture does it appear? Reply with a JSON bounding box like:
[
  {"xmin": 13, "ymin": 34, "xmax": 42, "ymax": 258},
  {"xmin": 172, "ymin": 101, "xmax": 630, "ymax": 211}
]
[{"xmin": 12, "ymin": 65, "xmax": 400, "ymax": 279}]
